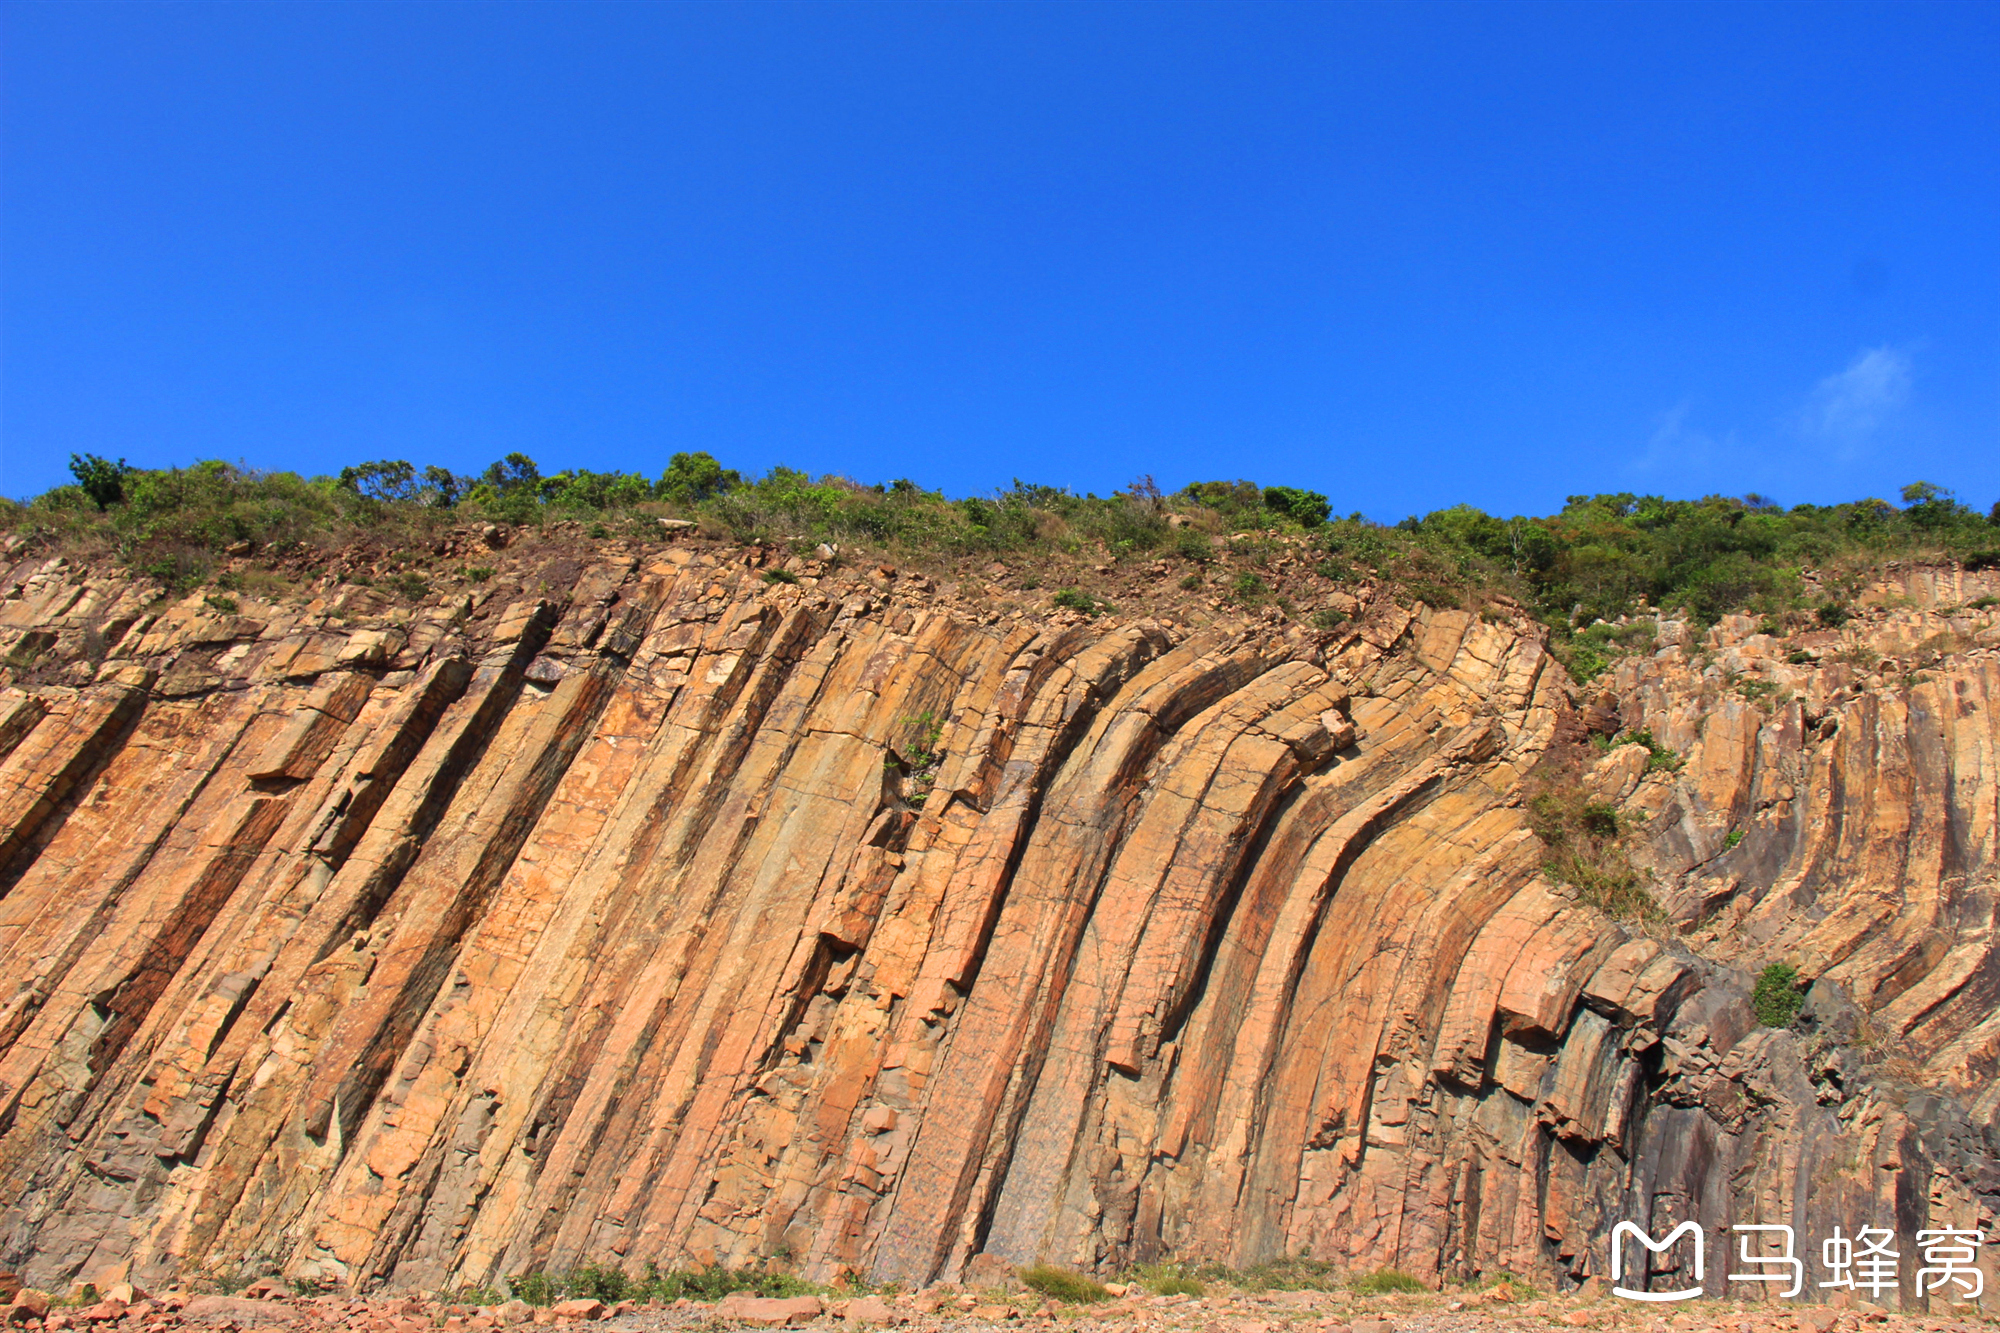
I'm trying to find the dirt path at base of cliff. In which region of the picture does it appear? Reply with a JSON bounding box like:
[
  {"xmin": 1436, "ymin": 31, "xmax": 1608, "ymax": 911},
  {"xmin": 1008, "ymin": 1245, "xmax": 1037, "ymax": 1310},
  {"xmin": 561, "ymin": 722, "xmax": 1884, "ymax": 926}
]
[{"xmin": 8, "ymin": 1285, "xmax": 1986, "ymax": 1333}]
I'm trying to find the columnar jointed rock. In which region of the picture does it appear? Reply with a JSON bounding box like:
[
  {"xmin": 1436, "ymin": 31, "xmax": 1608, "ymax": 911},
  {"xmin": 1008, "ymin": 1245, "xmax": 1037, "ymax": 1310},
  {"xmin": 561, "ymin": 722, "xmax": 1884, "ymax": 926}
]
[{"xmin": 0, "ymin": 549, "xmax": 1994, "ymax": 1307}]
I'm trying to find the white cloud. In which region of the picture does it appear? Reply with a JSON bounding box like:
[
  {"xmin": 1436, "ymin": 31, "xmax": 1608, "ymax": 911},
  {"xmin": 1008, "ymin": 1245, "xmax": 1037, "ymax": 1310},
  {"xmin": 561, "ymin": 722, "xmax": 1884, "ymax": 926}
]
[
  {"xmin": 1796, "ymin": 346, "xmax": 1911, "ymax": 455},
  {"xmin": 1634, "ymin": 400, "xmax": 1729, "ymax": 472}
]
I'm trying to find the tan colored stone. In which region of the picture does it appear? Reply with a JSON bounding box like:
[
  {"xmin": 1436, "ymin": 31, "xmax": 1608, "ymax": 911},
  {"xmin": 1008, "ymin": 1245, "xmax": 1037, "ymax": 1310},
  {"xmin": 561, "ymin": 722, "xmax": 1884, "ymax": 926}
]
[
  {"xmin": 6, "ymin": 1290, "xmax": 50, "ymax": 1323},
  {"xmin": 838, "ymin": 1297, "xmax": 896, "ymax": 1324},
  {"xmin": 177, "ymin": 1297, "xmax": 297, "ymax": 1324},
  {"xmin": 714, "ymin": 1295, "xmax": 824, "ymax": 1326},
  {"xmin": 0, "ymin": 555, "xmax": 1992, "ymax": 1305}
]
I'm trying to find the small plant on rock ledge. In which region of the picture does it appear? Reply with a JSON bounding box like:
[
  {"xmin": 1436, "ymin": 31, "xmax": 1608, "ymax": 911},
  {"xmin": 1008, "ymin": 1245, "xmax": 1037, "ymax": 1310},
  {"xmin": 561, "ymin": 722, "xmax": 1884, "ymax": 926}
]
[
  {"xmin": 1613, "ymin": 727, "xmax": 1683, "ymax": 773},
  {"xmin": 1527, "ymin": 787, "xmax": 1661, "ymax": 922},
  {"xmin": 1753, "ymin": 962, "xmax": 1805, "ymax": 1027},
  {"xmin": 1052, "ymin": 588, "xmax": 1111, "ymax": 616},
  {"xmin": 893, "ymin": 711, "xmax": 946, "ymax": 808}
]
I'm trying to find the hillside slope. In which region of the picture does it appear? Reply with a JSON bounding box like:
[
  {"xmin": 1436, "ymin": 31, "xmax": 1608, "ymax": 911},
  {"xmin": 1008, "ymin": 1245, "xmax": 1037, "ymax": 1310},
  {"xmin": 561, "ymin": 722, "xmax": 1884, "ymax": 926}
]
[{"xmin": 0, "ymin": 531, "xmax": 1994, "ymax": 1304}]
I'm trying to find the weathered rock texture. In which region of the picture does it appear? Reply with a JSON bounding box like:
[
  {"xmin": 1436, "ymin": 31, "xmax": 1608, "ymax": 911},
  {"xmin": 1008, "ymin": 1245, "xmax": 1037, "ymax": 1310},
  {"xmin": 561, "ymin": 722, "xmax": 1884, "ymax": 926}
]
[{"xmin": 0, "ymin": 543, "xmax": 1995, "ymax": 1306}]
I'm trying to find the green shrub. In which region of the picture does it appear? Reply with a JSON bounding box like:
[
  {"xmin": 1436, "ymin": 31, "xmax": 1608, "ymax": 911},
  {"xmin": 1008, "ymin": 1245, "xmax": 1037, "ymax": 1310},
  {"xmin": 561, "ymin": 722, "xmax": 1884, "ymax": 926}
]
[
  {"xmin": 69, "ymin": 454, "xmax": 133, "ymax": 512},
  {"xmin": 1263, "ymin": 485, "xmax": 1331, "ymax": 528},
  {"xmin": 1724, "ymin": 828, "xmax": 1744, "ymax": 849},
  {"xmin": 1753, "ymin": 962, "xmax": 1804, "ymax": 1027},
  {"xmin": 1971, "ymin": 595, "xmax": 1998, "ymax": 610},
  {"xmin": 385, "ymin": 572, "xmax": 429, "ymax": 601},
  {"xmin": 1174, "ymin": 531, "xmax": 1215, "ymax": 562},
  {"xmin": 1052, "ymin": 588, "xmax": 1111, "ymax": 615},
  {"xmin": 204, "ymin": 594, "xmax": 240, "ymax": 615},
  {"xmin": 507, "ymin": 1262, "xmax": 819, "ymax": 1307},
  {"xmin": 1817, "ymin": 604, "xmax": 1853, "ymax": 627},
  {"xmin": 762, "ymin": 568, "xmax": 800, "ymax": 585},
  {"xmin": 1559, "ymin": 642, "xmax": 1609, "ymax": 683},
  {"xmin": 1020, "ymin": 1264, "xmax": 1110, "ymax": 1304},
  {"xmin": 564, "ymin": 1263, "xmax": 629, "ymax": 1303},
  {"xmin": 1349, "ymin": 1269, "xmax": 1426, "ymax": 1295},
  {"xmin": 1405, "ymin": 580, "xmax": 1458, "ymax": 608},
  {"xmin": 1179, "ymin": 572, "xmax": 1203, "ymax": 591},
  {"xmin": 1556, "ymin": 620, "xmax": 1657, "ymax": 684},
  {"xmin": 1615, "ymin": 728, "xmax": 1683, "ymax": 772},
  {"xmin": 1311, "ymin": 607, "xmax": 1349, "ymax": 630},
  {"xmin": 466, "ymin": 566, "xmax": 496, "ymax": 583},
  {"xmin": 506, "ymin": 1272, "xmax": 561, "ymax": 1307},
  {"xmin": 657, "ymin": 451, "xmax": 741, "ymax": 504},
  {"xmin": 1230, "ymin": 572, "xmax": 1267, "ymax": 603}
]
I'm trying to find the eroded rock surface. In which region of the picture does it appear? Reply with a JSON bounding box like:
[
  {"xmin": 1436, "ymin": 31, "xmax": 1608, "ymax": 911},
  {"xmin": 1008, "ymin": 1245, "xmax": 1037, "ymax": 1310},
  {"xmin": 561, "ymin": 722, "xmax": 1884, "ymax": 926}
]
[{"xmin": 0, "ymin": 543, "xmax": 1995, "ymax": 1305}]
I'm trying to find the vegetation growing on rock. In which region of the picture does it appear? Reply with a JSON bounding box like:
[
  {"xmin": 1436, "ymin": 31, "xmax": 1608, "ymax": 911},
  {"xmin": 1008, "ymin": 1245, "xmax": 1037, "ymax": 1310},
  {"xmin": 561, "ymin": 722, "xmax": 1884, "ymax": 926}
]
[
  {"xmin": 1018, "ymin": 1265, "xmax": 1110, "ymax": 1304},
  {"xmin": 10, "ymin": 454, "xmax": 1997, "ymax": 666},
  {"xmin": 1753, "ymin": 962, "xmax": 1806, "ymax": 1027}
]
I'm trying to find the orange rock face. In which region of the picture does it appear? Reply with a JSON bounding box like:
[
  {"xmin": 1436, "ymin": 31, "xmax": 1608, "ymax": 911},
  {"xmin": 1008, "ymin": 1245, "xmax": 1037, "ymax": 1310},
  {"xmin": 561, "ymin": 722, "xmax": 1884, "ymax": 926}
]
[{"xmin": 0, "ymin": 548, "xmax": 1995, "ymax": 1303}]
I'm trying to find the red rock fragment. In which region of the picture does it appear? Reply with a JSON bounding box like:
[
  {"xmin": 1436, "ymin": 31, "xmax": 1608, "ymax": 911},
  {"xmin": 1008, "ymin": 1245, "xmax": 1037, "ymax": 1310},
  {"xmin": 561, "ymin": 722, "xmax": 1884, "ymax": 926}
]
[
  {"xmin": 714, "ymin": 1295, "xmax": 824, "ymax": 1327},
  {"xmin": 177, "ymin": 1298, "xmax": 298, "ymax": 1326},
  {"xmin": 8, "ymin": 1291, "xmax": 53, "ymax": 1325},
  {"xmin": 838, "ymin": 1297, "xmax": 897, "ymax": 1325}
]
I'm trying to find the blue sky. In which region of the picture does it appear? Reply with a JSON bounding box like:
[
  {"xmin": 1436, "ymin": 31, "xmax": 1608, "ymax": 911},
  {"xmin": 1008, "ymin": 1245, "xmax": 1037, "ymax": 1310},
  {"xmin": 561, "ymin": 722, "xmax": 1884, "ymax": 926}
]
[{"xmin": 2, "ymin": 1, "xmax": 1995, "ymax": 520}]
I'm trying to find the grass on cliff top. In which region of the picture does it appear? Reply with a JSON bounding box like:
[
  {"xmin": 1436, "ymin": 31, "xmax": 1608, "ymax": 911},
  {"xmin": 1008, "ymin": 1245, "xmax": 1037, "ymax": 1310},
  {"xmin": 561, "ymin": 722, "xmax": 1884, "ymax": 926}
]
[{"xmin": 11, "ymin": 453, "xmax": 2000, "ymax": 677}]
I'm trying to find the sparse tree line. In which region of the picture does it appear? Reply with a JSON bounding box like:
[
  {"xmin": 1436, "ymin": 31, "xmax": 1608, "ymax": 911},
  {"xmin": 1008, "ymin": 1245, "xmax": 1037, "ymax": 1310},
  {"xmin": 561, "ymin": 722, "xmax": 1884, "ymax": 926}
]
[{"xmin": 16, "ymin": 451, "xmax": 2000, "ymax": 663}]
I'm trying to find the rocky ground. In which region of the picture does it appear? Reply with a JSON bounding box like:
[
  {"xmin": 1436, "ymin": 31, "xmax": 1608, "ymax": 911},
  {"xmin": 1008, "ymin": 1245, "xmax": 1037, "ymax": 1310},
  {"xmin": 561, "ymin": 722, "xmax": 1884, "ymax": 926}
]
[{"xmin": 6, "ymin": 1280, "xmax": 1994, "ymax": 1333}]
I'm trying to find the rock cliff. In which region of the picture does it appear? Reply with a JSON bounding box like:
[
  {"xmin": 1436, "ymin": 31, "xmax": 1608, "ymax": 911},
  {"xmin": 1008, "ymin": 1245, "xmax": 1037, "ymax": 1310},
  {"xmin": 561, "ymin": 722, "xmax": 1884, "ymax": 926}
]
[{"xmin": 0, "ymin": 535, "xmax": 1994, "ymax": 1305}]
